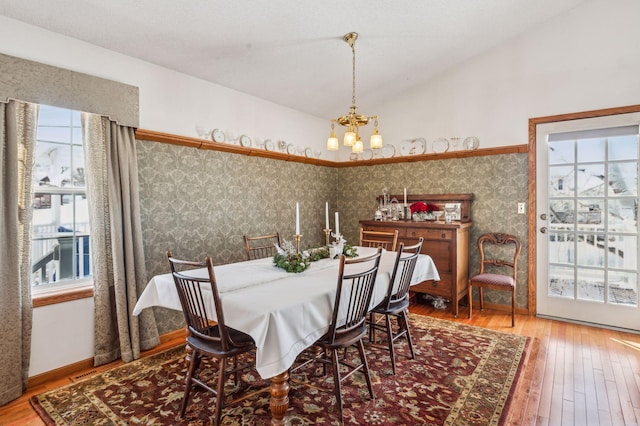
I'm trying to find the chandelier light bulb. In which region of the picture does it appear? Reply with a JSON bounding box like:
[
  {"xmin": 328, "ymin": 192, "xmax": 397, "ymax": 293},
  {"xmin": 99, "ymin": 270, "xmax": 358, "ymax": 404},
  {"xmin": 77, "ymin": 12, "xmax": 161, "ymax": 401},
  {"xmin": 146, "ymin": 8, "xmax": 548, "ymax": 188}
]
[
  {"xmin": 327, "ymin": 135, "xmax": 339, "ymax": 151},
  {"xmin": 344, "ymin": 130, "xmax": 356, "ymax": 147},
  {"xmin": 370, "ymin": 128, "xmax": 382, "ymax": 149},
  {"xmin": 327, "ymin": 121, "xmax": 339, "ymax": 151},
  {"xmin": 352, "ymin": 137, "xmax": 364, "ymax": 153}
]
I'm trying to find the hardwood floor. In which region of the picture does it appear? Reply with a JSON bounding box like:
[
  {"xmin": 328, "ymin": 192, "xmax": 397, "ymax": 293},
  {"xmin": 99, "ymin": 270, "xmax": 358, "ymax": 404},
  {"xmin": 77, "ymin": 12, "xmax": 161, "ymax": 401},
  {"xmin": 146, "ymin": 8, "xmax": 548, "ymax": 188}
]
[
  {"xmin": 1, "ymin": 303, "xmax": 639, "ymax": 425},
  {"xmin": 410, "ymin": 303, "xmax": 640, "ymax": 426}
]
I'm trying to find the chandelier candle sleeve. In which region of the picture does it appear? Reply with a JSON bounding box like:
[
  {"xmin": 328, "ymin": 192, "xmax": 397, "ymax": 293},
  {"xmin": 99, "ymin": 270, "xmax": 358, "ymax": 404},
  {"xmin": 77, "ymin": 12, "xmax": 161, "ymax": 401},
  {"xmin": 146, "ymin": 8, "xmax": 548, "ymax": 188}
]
[
  {"xmin": 325, "ymin": 202, "xmax": 329, "ymax": 229},
  {"xmin": 335, "ymin": 212, "xmax": 340, "ymax": 235},
  {"xmin": 296, "ymin": 203, "xmax": 300, "ymax": 235}
]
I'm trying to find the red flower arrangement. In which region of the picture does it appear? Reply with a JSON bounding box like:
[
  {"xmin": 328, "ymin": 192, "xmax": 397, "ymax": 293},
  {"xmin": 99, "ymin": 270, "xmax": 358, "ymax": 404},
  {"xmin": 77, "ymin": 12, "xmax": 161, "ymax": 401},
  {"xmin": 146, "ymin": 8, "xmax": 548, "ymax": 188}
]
[{"xmin": 410, "ymin": 202, "xmax": 440, "ymax": 214}]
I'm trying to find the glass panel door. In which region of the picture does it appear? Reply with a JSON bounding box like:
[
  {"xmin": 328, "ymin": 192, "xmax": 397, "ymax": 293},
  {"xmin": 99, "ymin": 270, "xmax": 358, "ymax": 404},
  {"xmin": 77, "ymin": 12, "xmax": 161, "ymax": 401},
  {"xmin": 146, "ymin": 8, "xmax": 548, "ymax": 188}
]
[{"xmin": 536, "ymin": 114, "xmax": 640, "ymax": 332}]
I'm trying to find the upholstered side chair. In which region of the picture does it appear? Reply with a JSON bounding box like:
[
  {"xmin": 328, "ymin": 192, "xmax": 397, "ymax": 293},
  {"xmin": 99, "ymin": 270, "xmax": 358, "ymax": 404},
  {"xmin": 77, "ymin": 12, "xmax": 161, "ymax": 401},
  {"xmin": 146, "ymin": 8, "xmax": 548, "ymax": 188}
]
[{"xmin": 468, "ymin": 233, "xmax": 521, "ymax": 327}]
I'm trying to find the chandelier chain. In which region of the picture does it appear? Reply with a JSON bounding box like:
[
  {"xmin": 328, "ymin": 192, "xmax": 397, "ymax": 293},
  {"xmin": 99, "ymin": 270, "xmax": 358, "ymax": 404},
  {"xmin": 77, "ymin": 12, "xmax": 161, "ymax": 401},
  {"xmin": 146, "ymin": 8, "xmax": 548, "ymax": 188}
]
[{"xmin": 351, "ymin": 41, "xmax": 356, "ymax": 109}]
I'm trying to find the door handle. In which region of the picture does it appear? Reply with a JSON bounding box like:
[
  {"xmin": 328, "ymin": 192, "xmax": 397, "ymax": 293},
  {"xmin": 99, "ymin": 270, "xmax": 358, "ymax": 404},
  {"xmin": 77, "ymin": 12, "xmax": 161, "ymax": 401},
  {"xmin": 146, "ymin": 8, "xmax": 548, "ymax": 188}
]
[{"xmin": 540, "ymin": 227, "xmax": 548, "ymax": 234}]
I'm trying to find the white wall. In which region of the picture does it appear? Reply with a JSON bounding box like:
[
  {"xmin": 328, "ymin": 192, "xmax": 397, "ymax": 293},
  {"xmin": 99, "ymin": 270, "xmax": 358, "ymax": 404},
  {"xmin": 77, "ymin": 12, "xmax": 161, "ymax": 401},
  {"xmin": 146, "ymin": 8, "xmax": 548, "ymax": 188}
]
[
  {"xmin": 29, "ymin": 298, "xmax": 94, "ymax": 376},
  {"xmin": 352, "ymin": 0, "xmax": 640, "ymax": 161},
  {"xmin": 4, "ymin": 0, "xmax": 640, "ymax": 376}
]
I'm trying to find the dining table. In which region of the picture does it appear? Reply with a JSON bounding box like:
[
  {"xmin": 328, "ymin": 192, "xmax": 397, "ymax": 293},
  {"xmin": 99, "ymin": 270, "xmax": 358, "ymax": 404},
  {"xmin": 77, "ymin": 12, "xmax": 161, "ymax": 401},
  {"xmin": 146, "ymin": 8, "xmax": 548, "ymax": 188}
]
[{"xmin": 132, "ymin": 246, "xmax": 440, "ymax": 425}]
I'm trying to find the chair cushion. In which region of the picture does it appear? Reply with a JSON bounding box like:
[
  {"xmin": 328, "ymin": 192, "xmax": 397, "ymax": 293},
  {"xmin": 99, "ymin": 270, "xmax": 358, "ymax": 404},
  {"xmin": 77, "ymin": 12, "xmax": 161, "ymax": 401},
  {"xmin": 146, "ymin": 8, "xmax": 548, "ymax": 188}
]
[{"xmin": 470, "ymin": 273, "xmax": 515, "ymax": 287}]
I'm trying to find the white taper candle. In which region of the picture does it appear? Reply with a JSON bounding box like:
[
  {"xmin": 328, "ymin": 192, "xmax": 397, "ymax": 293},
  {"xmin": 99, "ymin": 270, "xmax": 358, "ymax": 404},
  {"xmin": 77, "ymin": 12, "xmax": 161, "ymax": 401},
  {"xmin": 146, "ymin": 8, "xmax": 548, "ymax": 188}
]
[
  {"xmin": 296, "ymin": 202, "xmax": 300, "ymax": 235},
  {"xmin": 325, "ymin": 202, "xmax": 329, "ymax": 229},
  {"xmin": 334, "ymin": 211, "xmax": 340, "ymax": 235}
]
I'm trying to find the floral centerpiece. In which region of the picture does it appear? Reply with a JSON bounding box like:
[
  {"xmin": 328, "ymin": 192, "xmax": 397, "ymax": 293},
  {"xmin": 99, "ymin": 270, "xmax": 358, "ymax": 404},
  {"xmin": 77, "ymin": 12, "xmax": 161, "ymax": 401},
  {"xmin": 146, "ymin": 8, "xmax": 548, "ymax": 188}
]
[
  {"xmin": 410, "ymin": 201, "xmax": 440, "ymax": 221},
  {"xmin": 273, "ymin": 237, "xmax": 358, "ymax": 273},
  {"xmin": 273, "ymin": 239, "xmax": 310, "ymax": 273}
]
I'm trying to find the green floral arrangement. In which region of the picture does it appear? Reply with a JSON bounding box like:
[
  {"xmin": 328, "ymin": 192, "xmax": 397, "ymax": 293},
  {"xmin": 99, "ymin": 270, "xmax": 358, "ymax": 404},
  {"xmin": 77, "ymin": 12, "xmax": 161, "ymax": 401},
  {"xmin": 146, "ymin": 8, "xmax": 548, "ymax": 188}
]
[
  {"xmin": 306, "ymin": 244, "xmax": 358, "ymax": 260},
  {"xmin": 305, "ymin": 246, "xmax": 330, "ymax": 261},
  {"xmin": 273, "ymin": 253, "xmax": 310, "ymax": 273},
  {"xmin": 273, "ymin": 239, "xmax": 358, "ymax": 273},
  {"xmin": 342, "ymin": 243, "xmax": 358, "ymax": 258}
]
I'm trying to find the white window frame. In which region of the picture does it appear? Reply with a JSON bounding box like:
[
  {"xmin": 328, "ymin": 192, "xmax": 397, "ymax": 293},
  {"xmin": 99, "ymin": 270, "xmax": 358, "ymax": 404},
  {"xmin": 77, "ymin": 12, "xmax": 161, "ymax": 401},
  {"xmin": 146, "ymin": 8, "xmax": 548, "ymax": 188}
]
[{"xmin": 30, "ymin": 105, "xmax": 94, "ymax": 301}]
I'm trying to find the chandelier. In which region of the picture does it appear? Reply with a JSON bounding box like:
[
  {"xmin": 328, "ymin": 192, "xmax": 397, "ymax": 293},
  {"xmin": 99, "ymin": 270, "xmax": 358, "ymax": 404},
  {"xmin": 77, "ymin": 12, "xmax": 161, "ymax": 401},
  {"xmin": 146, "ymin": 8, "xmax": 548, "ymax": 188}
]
[{"xmin": 327, "ymin": 32, "xmax": 382, "ymax": 153}]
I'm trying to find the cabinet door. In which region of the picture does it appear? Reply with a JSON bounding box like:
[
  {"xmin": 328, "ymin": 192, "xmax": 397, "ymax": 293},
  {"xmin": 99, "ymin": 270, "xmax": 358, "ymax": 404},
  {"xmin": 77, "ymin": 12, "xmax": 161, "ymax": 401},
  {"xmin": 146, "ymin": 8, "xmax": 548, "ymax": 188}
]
[
  {"xmin": 403, "ymin": 234, "xmax": 452, "ymax": 274},
  {"xmin": 423, "ymin": 239, "xmax": 452, "ymax": 274}
]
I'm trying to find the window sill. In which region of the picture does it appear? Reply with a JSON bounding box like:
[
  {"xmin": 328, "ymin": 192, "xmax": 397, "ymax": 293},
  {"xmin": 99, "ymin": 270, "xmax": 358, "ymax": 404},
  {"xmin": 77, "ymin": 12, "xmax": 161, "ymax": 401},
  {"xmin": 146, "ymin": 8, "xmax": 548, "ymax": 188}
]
[{"xmin": 32, "ymin": 283, "xmax": 94, "ymax": 307}]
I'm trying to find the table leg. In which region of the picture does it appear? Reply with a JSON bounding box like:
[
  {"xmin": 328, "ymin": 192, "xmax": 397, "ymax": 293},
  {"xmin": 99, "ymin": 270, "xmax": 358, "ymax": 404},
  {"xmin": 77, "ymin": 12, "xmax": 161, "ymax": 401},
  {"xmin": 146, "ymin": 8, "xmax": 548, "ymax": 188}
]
[
  {"xmin": 269, "ymin": 370, "xmax": 290, "ymax": 426},
  {"xmin": 183, "ymin": 327, "xmax": 193, "ymax": 369}
]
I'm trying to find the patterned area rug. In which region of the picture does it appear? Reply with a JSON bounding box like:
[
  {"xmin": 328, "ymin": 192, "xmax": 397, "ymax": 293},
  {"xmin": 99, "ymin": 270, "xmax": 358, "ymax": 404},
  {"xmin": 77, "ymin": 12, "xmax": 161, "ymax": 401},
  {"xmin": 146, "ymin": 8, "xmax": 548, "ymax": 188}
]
[{"xmin": 31, "ymin": 315, "xmax": 530, "ymax": 425}]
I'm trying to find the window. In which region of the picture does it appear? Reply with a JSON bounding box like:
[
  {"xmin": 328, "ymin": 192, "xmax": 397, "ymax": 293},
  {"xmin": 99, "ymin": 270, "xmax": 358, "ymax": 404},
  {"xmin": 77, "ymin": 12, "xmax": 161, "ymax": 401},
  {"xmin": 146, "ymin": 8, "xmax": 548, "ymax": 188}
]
[
  {"xmin": 547, "ymin": 127, "xmax": 639, "ymax": 306},
  {"xmin": 31, "ymin": 105, "xmax": 92, "ymax": 292}
]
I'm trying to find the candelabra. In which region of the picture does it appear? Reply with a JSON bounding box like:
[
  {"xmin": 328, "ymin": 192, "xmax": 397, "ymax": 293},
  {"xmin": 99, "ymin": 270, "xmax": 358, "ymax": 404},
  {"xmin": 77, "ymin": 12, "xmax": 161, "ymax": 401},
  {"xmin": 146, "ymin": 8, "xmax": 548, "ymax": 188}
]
[
  {"xmin": 294, "ymin": 234, "xmax": 302, "ymax": 254},
  {"xmin": 323, "ymin": 228, "xmax": 332, "ymax": 247}
]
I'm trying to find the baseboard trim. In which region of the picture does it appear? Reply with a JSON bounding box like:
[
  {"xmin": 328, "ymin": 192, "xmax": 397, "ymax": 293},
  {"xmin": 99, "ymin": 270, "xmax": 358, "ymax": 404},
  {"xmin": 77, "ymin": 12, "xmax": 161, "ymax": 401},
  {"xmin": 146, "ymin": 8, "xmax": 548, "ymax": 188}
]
[
  {"xmin": 27, "ymin": 358, "xmax": 95, "ymax": 389},
  {"xmin": 27, "ymin": 328, "xmax": 187, "ymax": 389}
]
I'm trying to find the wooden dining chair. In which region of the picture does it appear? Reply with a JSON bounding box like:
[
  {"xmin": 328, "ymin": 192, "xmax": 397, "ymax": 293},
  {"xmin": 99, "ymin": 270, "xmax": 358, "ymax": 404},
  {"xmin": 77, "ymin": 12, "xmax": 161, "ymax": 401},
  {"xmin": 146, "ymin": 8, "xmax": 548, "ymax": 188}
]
[
  {"xmin": 368, "ymin": 238, "xmax": 423, "ymax": 374},
  {"xmin": 292, "ymin": 248, "xmax": 383, "ymax": 422},
  {"xmin": 359, "ymin": 228, "xmax": 399, "ymax": 251},
  {"xmin": 167, "ymin": 251, "xmax": 265, "ymax": 425},
  {"xmin": 468, "ymin": 233, "xmax": 521, "ymax": 327},
  {"xmin": 242, "ymin": 232, "xmax": 281, "ymax": 260}
]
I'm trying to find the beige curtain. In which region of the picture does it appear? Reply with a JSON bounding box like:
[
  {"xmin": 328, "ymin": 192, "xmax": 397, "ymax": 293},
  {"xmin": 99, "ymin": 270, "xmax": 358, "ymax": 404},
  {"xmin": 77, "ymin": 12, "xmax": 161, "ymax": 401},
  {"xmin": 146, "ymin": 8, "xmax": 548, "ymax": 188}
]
[
  {"xmin": 0, "ymin": 100, "xmax": 38, "ymax": 406},
  {"xmin": 82, "ymin": 113, "xmax": 159, "ymax": 365}
]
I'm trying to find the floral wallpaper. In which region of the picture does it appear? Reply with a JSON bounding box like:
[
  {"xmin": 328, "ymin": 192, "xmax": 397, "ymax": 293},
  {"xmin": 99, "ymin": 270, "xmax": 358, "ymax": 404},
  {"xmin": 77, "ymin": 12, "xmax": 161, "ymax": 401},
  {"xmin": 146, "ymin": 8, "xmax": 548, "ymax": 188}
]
[
  {"xmin": 136, "ymin": 139, "xmax": 528, "ymax": 334},
  {"xmin": 136, "ymin": 140, "xmax": 338, "ymax": 333},
  {"xmin": 337, "ymin": 154, "xmax": 529, "ymax": 312}
]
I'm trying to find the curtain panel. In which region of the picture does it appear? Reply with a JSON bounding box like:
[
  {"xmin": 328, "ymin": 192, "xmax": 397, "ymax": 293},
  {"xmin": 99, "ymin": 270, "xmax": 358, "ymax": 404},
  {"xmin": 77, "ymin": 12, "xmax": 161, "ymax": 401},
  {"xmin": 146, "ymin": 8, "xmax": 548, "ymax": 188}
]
[
  {"xmin": 82, "ymin": 113, "xmax": 159, "ymax": 365},
  {"xmin": 0, "ymin": 100, "xmax": 38, "ymax": 406}
]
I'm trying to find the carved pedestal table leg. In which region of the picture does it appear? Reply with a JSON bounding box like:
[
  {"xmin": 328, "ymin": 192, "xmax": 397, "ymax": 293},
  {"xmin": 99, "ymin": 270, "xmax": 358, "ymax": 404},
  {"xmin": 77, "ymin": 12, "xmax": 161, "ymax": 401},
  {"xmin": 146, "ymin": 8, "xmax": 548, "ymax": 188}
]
[
  {"xmin": 269, "ymin": 370, "xmax": 290, "ymax": 425},
  {"xmin": 183, "ymin": 327, "xmax": 193, "ymax": 378}
]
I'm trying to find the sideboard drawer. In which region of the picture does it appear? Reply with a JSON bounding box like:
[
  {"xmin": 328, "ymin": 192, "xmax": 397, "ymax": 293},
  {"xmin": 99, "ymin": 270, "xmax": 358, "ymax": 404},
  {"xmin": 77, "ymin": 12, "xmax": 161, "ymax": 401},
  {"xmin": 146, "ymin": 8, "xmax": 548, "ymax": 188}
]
[{"xmin": 407, "ymin": 228, "xmax": 453, "ymax": 240}]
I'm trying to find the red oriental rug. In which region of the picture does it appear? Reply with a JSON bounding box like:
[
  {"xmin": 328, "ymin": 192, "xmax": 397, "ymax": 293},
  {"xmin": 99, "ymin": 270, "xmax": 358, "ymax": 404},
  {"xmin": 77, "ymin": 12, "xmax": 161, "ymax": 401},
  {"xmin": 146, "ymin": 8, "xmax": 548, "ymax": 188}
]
[{"xmin": 31, "ymin": 314, "xmax": 531, "ymax": 425}]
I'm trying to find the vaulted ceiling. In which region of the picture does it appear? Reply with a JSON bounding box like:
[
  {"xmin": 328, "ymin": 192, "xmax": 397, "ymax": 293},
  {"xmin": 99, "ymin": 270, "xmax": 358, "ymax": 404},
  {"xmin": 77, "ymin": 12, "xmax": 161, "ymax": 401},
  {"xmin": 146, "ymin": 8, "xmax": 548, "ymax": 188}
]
[{"xmin": 0, "ymin": 0, "xmax": 588, "ymax": 119}]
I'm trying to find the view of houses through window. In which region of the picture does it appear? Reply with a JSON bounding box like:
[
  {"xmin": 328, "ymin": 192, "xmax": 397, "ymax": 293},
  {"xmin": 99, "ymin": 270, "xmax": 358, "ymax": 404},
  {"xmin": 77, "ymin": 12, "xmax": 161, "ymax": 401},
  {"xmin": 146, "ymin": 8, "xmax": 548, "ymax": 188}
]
[
  {"xmin": 31, "ymin": 105, "xmax": 91, "ymax": 289},
  {"xmin": 548, "ymin": 128, "xmax": 639, "ymax": 307}
]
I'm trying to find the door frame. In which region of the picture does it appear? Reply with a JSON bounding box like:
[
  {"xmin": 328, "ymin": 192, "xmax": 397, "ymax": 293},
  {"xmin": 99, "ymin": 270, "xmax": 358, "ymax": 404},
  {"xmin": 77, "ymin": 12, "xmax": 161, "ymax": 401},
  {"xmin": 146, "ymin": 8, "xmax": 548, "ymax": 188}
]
[{"xmin": 527, "ymin": 104, "xmax": 640, "ymax": 316}]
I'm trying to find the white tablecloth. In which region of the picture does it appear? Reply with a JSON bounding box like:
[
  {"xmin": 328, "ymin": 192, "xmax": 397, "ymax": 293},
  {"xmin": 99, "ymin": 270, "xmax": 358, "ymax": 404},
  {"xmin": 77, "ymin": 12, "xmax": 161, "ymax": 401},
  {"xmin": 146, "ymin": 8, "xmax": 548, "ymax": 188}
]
[{"xmin": 133, "ymin": 247, "xmax": 439, "ymax": 378}]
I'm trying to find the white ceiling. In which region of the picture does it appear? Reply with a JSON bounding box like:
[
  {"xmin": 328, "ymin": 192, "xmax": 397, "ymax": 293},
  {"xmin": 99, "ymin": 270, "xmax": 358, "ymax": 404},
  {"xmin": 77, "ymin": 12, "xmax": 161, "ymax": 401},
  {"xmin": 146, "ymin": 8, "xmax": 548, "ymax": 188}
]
[{"xmin": 0, "ymin": 0, "xmax": 587, "ymax": 120}]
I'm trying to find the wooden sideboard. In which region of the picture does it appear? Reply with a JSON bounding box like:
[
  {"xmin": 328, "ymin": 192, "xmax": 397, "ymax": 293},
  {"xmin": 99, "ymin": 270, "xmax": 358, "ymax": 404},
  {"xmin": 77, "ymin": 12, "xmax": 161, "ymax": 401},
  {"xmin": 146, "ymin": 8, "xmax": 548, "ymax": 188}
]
[{"xmin": 359, "ymin": 219, "xmax": 472, "ymax": 318}]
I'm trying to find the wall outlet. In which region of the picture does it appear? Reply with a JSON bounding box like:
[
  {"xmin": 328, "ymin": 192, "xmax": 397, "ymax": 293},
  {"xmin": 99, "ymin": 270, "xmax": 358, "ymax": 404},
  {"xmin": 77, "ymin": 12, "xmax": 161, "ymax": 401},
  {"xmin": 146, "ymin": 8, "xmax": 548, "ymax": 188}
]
[{"xmin": 517, "ymin": 202, "xmax": 526, "ymax": 214}]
